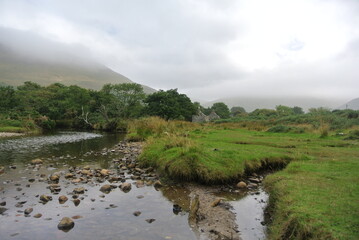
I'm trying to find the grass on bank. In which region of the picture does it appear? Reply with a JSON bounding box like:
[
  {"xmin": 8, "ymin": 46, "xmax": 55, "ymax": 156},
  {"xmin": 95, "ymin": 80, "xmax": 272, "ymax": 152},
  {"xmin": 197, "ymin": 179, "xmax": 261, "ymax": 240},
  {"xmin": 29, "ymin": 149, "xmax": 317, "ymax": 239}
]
[{"xmin": 134, "ymin": 118, "xmax": 359, "ymax": 239}]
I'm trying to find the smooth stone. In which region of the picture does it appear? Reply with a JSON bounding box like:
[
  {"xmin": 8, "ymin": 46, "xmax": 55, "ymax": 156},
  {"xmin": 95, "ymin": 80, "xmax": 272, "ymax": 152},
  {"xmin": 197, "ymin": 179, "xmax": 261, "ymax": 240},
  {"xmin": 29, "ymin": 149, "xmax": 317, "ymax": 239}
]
[
  {"xmin": 120, "ymin": 183, "xmax": 132, "ymax": 192},
  {"xmin": 72, "ymin": 215, "xmax": 83, "ymax": 219},
  {"xmin": 24, "ymin": 208, "xmax": 33, "ymax": 215},
  {"xmin": 59, "ymin": 195, "xmax": 68, "ymax": 204},
  {"xmin": 33, "ymin": 213, "xmax": 42, "ymax": 218},
  {"xmin": 0, "ymin": 207, "xmax": 8, "ymax": 214},
  {"xmin": 236, "ymin": 181, "xmax": 247, "ymax": 189},
  {"xmin": 40, "ymin": 195, "xmax": 52, "ymax": 202},
  {"xmin": 100, "ymin": 184, "xmax": 112, "ymax": 193}
]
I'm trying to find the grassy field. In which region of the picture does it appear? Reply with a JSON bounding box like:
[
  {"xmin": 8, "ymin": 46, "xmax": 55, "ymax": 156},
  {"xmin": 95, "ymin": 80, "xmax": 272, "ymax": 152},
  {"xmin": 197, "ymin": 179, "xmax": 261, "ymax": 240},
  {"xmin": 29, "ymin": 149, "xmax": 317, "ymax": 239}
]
[{"xmin": 136, "ymin": 120, "xmax": 359, "ymax": 239}]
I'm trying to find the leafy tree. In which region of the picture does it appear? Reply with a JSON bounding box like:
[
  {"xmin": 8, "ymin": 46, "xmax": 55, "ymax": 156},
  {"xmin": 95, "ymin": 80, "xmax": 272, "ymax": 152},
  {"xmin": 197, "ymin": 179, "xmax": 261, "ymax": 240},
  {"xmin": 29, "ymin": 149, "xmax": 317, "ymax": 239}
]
[
  {"xmin": 292, "ymin": 106, "xmax": 304, "ymax": 115},
  {"xmin": 101, "ymin": 83, "xmax": 145, "ymax": 119},
  {"xmin": 0, "ymin": 85, "xmax": 16, "ymax": 113},
  {"xmin": 231, "ymin": 106, "xmax": 246, "ymax": 116},
  {"xmin": 143, "ymin": 89, "xmax": 196, "ymax": 121},
  {"xmin": 211, "ymin": 102, "xmax": 230, "ymax": 119},
  {"xmin": 276, "ymin": 105, "xmax": 294, "ymax": 116}
]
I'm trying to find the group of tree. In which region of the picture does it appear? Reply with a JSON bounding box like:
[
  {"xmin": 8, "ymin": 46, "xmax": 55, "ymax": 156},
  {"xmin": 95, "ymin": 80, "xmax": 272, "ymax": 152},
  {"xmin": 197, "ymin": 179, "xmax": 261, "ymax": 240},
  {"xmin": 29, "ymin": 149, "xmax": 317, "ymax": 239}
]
[{"xmin": 0, "ymin": 81, "xmax": 198, "ymax": 130}]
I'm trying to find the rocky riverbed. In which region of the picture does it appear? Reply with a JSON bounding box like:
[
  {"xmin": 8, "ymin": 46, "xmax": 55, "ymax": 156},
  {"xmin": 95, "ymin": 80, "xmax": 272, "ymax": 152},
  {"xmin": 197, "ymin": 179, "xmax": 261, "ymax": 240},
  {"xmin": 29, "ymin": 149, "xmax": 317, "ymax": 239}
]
[{"xmin": 0, "ymin": 133, "xmax": 268, "ymax": 240}]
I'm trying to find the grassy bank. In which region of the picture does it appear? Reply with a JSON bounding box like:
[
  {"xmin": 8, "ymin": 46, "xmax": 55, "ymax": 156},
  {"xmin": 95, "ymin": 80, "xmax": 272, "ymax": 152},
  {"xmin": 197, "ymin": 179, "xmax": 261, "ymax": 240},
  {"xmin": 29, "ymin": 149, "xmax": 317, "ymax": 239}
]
[
  {"xmin": 264, "ymin": 136, "xmax": 359, "ymax": 239},
  {"xmin": 135, "ymin": 118, "xmax": 359, "ymax": 239}
]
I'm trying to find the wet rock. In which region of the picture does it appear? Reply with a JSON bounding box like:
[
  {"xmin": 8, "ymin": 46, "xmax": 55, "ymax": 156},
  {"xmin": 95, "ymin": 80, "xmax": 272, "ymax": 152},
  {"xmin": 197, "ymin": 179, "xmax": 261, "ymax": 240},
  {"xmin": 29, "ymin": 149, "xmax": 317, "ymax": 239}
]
[
  {"xmin": 173, "ymin": 204, "xmax": 182, "ymax": 214},
  {"xmin": 65, "ymin": 173, "xmax": 75, "ymax": 179},
  {"xmin": 236, "ymin": 181, "xmax": 247, "ymax": 189},
  {"xmin": 0, "ymin": 166, "xmax": 5, "ymax": 174},
  {"xmin": 40, "ymin": 195, "xmax": 52, "ymax": 203},
  {"xmin": 136, "ymin": 195, "xmax": 144, "ymax": 199},
  {"xmin": 145, "ymin": 218, "xmax": 156, "ymax": 223},
  {"xmin": 100, "ymin": 169, "xmax": 110, "ymax": 176},
  {"xmin": 248, "ymin": 177, "xmax": 261, "ymax": 184},
  {"xmin": 72, "ymin": 215, "xmax": 83, "ymax": 219},
  {"xmin": 133, "ymin": 211, "xmax": 141, "ymax": 216},
  {"xmin": 154, "ymin": 180, "xmax": 163, "ymax": 188},
  {"xmin": 58, "ymin": 217, "xmax": 75, "ymax": 231},
  {"xmin": 135, "ymin": 180, "xmax": 144, "ymax": 188},
  {"xmin": 49, "ymin": 175, "xmax": 60, "ymax": 182},
  {"xmin": 0, "ymin": 201, "xmax": 6, "ymax": 206},
  {"xmin": 28, "ymin": 178, "xmax": 35, "ymax": 183},
  {"xmin": 0, "ymin": 207, "xmax": 8, "ymax": 214},
  {"xmin": 247, "ymin": 183, "xmax": 258, "ymax": 189},
  {"xmin": 15, "ymin": 203, "xmax": 23, "ymax": 208},
  {"xmin": 72, "ymin": 178, "xmax": 82, "ymax": 183},
  {"xmin": 58, "ymin": 195, "xmax": 68, "ymax": 204},
  {"xmin": 24, "ymin": 208, "xmax": 33, "ymax": 215},
  {"xmin": 120, "ymin": 183, "xmax": 132, "ymax": 192},
  {"xmin": 73, "ymin": 199, "xmax": 80, "ymax": 206},
  {"xmin": 100, "ymin": 184, "xmax": 112, "ymax": 193},
  {"xmin": 16, "ymin": 187, "xmax": 22, "ymax": 191},
  {"xmin": 31, "ymin": 159, "xmax": 43, "ymax": 165},
  {"xmin": 10, "ymin": 165, "xmax": 16, "ymax": 169},
  {"xmin": 73, "ymin": 187, "xmax": 86, "ymax": 194},
  {"xmin": 33, "ymin": 213, "xmax": 42, "ymax": 218}
]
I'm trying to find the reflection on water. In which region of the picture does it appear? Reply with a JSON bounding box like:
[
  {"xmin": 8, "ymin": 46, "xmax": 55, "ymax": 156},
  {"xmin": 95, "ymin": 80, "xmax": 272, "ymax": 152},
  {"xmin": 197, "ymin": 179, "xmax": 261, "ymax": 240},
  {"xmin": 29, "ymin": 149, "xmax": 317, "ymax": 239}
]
[
  {"xmin": 0, "ymin": 132, "xmax": 197, "ymax": 240},
  {"xmin": 231, "ymin": 189, "xmax": 268, "ymax": 240}
]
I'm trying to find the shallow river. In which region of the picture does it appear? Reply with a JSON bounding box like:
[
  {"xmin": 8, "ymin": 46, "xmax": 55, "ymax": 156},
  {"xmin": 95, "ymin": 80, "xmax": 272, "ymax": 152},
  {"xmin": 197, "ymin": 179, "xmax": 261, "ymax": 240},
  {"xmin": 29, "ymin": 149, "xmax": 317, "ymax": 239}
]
[{"xmin": 0, "ymin": 131, "xmax": 267, "ymax": 240}]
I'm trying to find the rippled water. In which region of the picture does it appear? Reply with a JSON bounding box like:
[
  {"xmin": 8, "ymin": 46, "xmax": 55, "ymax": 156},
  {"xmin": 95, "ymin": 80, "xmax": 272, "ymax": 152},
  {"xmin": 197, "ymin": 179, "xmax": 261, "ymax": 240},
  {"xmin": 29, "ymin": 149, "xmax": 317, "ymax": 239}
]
[{"xmin": 0, "ymin": 132, "xmax": 197, "ymax": 240}]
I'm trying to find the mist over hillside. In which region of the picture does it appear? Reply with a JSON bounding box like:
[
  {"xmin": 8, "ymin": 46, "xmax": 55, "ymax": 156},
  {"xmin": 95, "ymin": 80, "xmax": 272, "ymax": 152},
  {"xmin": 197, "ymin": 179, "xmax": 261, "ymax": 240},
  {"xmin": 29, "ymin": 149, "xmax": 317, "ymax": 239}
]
[
  {"xmin": 338, "ymin": 98, "xmax": 359, "ymax": 110},
  {"xmin": 0, "ymin": 28, "xmax": 155, "ymax": 93}
]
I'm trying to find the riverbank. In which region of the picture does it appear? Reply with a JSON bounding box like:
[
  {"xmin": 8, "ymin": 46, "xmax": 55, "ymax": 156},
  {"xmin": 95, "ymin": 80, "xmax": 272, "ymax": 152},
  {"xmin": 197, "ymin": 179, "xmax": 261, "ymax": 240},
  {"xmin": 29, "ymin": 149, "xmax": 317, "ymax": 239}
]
[{"xmin": 136, "ymin": 123, "xmax": 359, "ymax": 239}]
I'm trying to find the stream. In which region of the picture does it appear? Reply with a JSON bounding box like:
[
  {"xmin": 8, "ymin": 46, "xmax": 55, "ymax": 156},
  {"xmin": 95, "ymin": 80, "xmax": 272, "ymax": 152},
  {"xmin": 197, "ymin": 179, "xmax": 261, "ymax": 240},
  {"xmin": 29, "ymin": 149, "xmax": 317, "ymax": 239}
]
[{"xmin": 0, "ymin": 131, "xmax": 268, "ymax": 240}]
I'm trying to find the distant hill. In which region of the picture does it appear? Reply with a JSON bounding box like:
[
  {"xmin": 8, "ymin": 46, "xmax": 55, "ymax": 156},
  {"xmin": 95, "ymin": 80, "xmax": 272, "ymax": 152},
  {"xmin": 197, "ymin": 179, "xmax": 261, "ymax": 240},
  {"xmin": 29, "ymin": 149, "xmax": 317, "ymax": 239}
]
[
  {"xmin": 337, "ymin": 98, "xmax": 359, "ymax": 110},
  {"xmin": 0, "ymin": 28, "xmax": 155, "ymax": 93},
  {"xmin": 203, "ymin": 97, "xmax": 346, "ymax": 112}
]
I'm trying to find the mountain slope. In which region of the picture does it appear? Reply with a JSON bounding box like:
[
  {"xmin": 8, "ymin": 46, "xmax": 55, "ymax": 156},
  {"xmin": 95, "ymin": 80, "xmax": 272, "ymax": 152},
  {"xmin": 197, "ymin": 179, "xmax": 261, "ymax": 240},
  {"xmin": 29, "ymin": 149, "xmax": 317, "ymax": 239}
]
[
  {"xmin": 337, "ymin": 98, "xmax": 359, "ymax": 110},
  {"xmin": 0, "ymin": 28, "xmax": 155, "ymax": 93}
]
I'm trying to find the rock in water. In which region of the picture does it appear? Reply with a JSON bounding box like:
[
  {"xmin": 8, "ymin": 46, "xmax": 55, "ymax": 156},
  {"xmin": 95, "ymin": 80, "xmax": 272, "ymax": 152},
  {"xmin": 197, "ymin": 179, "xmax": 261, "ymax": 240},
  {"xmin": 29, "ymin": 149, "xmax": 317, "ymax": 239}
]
[
  {"xmin": 120, "ymin": 183, "xmax": 132, "ymax": 192},
  {"xmin": 0, "ymin": 207, "xmax": 8, "ymax": 214},
  {"xmin": 33, "ymin": 213, "xmax": 42, "ymax": 218},
  {"xmin": 236, "ymin": 181, "xmax": 247, "ymax": 189},
  {"xmin": 24, "ymin": 208, "xmax": 33, "ymax": 215},
  {"xmin": 154, "ymin": 180, "xmax": 163, "ymax": 188},
  {"xmin": 100, "ymin": 169, "xmax": 110, "ymax": 176},
  {"xmin": 40, "ymin": 195, "xmax": 52, "ymax": 203},
  {"xmin": 100, "ymin": 184, "xmax": 112, "ymax": 193},
  {"xmin": 58, "ymin": 217, "xmax": 75, "ymax": 231},
  {"xmin": 73, "ymin": 187, "xmax": 85, "ymax": 194},
  {"xmin": 58, "ymin": 195, "xmax": 68, "ymax": 204}
]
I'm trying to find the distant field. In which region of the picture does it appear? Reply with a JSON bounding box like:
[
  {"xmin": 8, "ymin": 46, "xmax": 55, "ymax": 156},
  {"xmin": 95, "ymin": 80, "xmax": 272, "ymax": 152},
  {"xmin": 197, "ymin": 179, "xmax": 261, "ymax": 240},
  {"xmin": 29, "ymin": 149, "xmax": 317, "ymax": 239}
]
[{"xmin": 138, "ymin": 122, "xmax": 359, "ymax": 239}]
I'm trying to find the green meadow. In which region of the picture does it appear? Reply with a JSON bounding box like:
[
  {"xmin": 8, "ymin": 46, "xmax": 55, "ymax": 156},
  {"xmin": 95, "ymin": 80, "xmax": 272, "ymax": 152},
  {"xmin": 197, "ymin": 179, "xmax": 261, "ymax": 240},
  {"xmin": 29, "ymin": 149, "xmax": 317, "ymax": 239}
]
[{"xmin": 136, "ymin": 120, "xmax": 359, "ymax": 239}]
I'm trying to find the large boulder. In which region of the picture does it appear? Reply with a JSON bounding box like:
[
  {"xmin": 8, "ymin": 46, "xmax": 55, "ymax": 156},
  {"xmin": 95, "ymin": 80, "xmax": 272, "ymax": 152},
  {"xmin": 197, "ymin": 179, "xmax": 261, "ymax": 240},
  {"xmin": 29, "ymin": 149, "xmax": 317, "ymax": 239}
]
[{"xmin": 58, "ymin": 217, "xmax": 75, "ymax": 231}]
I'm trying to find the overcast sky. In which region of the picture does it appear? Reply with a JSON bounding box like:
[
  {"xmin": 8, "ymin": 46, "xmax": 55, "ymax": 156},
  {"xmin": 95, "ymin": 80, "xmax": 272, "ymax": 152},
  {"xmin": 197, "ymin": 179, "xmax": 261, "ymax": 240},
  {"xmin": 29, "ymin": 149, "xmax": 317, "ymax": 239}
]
[{"xmin": 0, "ymin": 0, "xmax": 358, "ymax": 101}]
